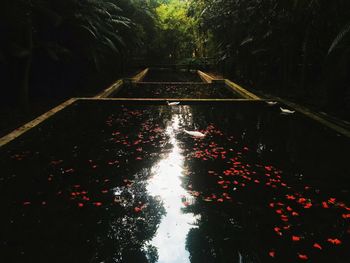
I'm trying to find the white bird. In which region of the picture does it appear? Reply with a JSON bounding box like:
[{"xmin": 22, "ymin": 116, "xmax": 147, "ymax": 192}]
[
  {"xmin": 266, "ymin": 101, "xmax": 277, "ymax": 106},
  {"xmin": 184, "ymin": 129, "xmax": 206, "ymax": 138},
  {"xmin": 166, "ymin": 101, "xmax": 180, "ymax": 106},
  {"xmin": 280, "ymin": 107, "xmax": 295, "ymax": 114}
]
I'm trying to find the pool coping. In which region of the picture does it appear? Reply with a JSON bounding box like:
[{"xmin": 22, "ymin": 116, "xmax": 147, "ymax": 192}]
[
  {"xmin": 1, "ymin": 96, "xmax": 350, "ymax": 149},
  {"xmin": 0, "ymin": 98, "xmax": 264, "ymax": 148},
  {"xmin": 197, "ymin": 70, "xmax": 261, "ymax": 100},
  {"xmin": 0, "ymin": 98, "xmax": 78, "ymax": 148},
  {"xmin": 1, "ymin": 68, "xmax": 350, "ymax": 148},
  {"xmin": 271, "ymin": 96, "xmax": 350, "ymax": 138},
  {"xmin": 94, "ymin": 68, "xmax": 149, "ymax": 98}
]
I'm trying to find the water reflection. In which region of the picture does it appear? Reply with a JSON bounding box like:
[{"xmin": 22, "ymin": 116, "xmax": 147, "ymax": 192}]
[{"xmin": 147, "ymin": 106, "xmax": 197, "ymax": 263}]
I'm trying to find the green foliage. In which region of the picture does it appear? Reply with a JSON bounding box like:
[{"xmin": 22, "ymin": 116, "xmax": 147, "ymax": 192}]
[
  {"xmin": 149, "ymin": 0, "xmax": 197, "ymax": 62},
  {"xmin": 189, "ymin": 0, "xmax": 350, "ymax": 112},
  {"xmin": 0, "ymin": 0, "xmax": 160, "ymax": 104},
  {"xmin": 2, "ymin": 0, "xmax": 350, "ymax": 114}
]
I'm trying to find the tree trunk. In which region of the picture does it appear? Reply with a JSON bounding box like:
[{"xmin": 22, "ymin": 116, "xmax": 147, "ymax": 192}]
[{"xmin": 18, "ymin": 20, "xmax": 33, "ymax": 110}]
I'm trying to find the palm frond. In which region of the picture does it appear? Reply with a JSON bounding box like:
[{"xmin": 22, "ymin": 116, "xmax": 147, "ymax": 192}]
[{"xmin": 328, "ymin": 22, "xmax": 350, "ymax": 54}]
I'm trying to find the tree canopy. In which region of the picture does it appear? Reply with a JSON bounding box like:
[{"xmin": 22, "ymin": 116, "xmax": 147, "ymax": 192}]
[{"xmin": 1, "ymin": 0, "xmax": 349, "ymax": 116}]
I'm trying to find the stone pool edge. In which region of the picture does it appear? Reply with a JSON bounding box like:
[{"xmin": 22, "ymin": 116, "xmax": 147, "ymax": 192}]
[{"xmin": 0, "ymin": 98, "xmax": 78, "ymax": 148}]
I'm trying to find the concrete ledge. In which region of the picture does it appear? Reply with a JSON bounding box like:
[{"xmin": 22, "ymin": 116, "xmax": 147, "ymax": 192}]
[
  {"xmin": 225, "ymin": 80, "xmax": 260, "ymax": 100},
  {"xmin": 197, "ymin": 70, "xmax": 214, "ymax": 83},
  {"xmin": 132, "ymin": 68, "xmax": 149, "ymax": 82},
  {"xmin": 94, "ymin": 79, "xmax": 124, "ymax": 98},
  {"xmin": 273, "ymin": 97, "xmax": 350, "ymax": 138},
  {"xmin": 198, "ymin": 70, "xmax": 260, "ymax": 100},
  {"xmin": 77, "ymin": 97, "xmax": 261, "ymax": 102},
  {"xmin": 94, "ymin": 68, "xmax": 149, "ymax": 98},
  {"xmin": 0, "ymin": 98, "xmax": 78, "ymax": 148}
]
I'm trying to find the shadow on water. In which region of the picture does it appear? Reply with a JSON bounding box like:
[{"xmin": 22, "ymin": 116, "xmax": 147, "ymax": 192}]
[{"xmin": 1, "ymin": 100, "xmax": 350, "ymax": 262}]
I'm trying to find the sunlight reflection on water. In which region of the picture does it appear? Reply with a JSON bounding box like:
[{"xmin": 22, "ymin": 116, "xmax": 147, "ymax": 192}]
[{"xmin": 146, "ymin": 106, "xmax": 197, "ymax": 263}]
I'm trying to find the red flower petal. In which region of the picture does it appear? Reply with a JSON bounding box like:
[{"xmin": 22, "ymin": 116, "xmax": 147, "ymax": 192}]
[
  {"xmin": 274, "ymin": 227, "xmax": 282, "ymax": 236},
  {"xmin": 298, "ymin": 253, "xmax": 308, "ymax": 260},
  {"xmin": 313, "ymin": 243, "xmax": 322, "ymax": 250},
  {"xmin": 342, "ymin": 214, "xmax": 350, "ymax": 219},
  {"xmin": 327, "ymin": 238, "xmax": 342, "ymax": 245},
  {"xmin": 298, "ymin": 198, "xmax": 307, "ymax": 204},
  {"xmin": 292, "ymin": 236, "xmax": 301, "ymax": 241},
  {"xmin": 134, "ymin": 207, "xmax": 142, "ymax": 212},
  {"xmin": 269, "ymin": 250, "xmax": 276, "ymax": 258},
  {"xmin": 304, "ymin": 203, "xmax": 312, "ymax": 209},
  {"xmin": 328, "ymin": 198, "xmax": 336, "ymax": 204}
]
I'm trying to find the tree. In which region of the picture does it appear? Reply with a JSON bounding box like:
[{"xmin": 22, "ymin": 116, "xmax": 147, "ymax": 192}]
[{"xmin": 0, "ymin": 0, "xmax": 157, "ymax": 108}]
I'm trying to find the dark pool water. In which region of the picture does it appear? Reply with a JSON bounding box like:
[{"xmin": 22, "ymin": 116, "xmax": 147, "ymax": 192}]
[
  {"xmin": 114, "ymin": 82, "xmax": 240, "ymax": 99},
  {"xmin": 143, "ymin": 69, "xmax": 202, "ymax": 82},
  {"xmin": 1, "ymin": 100, "xmax": 350, "ymax": 263}
]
